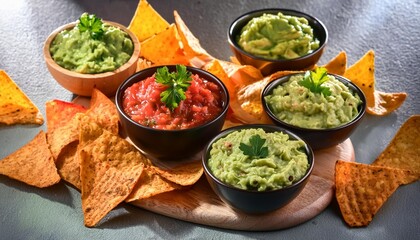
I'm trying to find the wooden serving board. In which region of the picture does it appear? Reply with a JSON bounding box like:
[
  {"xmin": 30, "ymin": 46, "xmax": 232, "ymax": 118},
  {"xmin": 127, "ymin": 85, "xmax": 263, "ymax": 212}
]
[
  {"xmin": 131, "ymin": 139, "xmax": 355, "ymax": 231},
  {"xmin": 74, "ymin": 96, "xmax": 354, "ymax": 231}
]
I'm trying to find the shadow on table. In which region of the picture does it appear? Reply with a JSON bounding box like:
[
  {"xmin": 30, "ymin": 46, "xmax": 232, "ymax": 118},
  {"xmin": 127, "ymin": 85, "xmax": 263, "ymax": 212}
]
[{"xmin": 0, "ymin": 175, "xmax": 75, "ymax": 207}]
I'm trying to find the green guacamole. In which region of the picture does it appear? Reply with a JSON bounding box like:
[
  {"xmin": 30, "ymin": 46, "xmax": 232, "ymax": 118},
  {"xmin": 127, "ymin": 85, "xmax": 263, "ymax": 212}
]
[
  {"xmin": 208, "ymin": 128, "xmax": 309, "ymax": 191},
  {"xmin": 265, "ymin": 74, "xmax": 361, "ymax": 129},
  {"xmin": 50, "ymin": 23, "xmax": 134, "ymax": 74},
  {"xmin": 237, "ymin": 12, "xmax": 320, "ymax": 60}
]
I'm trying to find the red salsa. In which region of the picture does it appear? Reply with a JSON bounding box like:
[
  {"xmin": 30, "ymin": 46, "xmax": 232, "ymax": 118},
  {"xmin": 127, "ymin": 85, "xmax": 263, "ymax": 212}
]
[{"xmin": 123, "ymin": 74, "xmax": 224, "ymax": 130}]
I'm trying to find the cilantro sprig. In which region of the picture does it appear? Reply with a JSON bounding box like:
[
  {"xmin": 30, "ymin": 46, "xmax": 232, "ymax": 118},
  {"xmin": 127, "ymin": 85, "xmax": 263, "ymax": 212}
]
[
  {"xmin": 155, "ymin": 65, "xmax": 192, "ymax": 111},
  {"xmin": 77, "ymin": 13, "xmax": 104, "ymax": 40},
  {"xmin": 239, "ymin": 135, "xmax": 269, "ymax": 159},
  {"xmin": 298, "ymin": 67, "xmax": 332, "ymax": 96}
]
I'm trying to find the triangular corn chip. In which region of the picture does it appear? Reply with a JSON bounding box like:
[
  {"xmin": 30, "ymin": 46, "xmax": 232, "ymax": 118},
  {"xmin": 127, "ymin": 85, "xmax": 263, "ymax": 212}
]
[
  {"xmin": 373, "ymin": 115, "xmax": 419, "ymax": 182},
  {"xmin": 343, "ymin": 50, "xmax": 406, "ymax": 115},
  {"xmin": 47, "ymin": 113, "xmax": 84, "ymax": 160},
  {"xmin": 128, "ymin": 0, "xmax": 170, "ymax": 42},
  {"xmin": 80, "ymin": 130, "xmax": 145, "ymax": 227},
  {"xmin": 86, "ymin": 88, "xmax": 119, "ymax": 135},
  {"xmin": 46, "ymin": 99, "xmax": 86, "ymax": 132},
  {"xmin": 136, "ymin": 58, "xmax": 153, "ymax": 72},
  {"xmin": 174, "ymin": 10, "xmax": 213, "ymax": 62},
  {"xmin": 335, "ymin": 160, "xmax": 412, "ymax": 227},
  {"xmin": 321, "ymin": 51, "xmax": 347, "ymax": 75},
  {"xmin": 125, "ymin": 165, "xmax": 181, "ymax": 202},
  {"xmin": 371, "ymin": 90, "xmax": 407, "ymax": 116},
  {"xmin": 55, "ymin": 141, "xmax": 81, "ymax": 189},
  {"xmin": 0, "ymin": 70, "xmax": 44, "ymax": 125},
  {"xmin": 140, "ymin": 24, "xmax": 189, "ymax": 65},
  {"xmin": 152, "ymin": 161, "xmax": 203, "ymax": 186},
  {"xmin": 0, "ymin": 131, "xmax": 60, "ymax": 188}
]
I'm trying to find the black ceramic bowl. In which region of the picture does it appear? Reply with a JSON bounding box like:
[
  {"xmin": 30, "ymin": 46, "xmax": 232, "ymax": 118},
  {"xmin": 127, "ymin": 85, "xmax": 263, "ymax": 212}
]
[
  {"xmin": 115, "ymin": 65, "xmax": 230, "ymax": 160},
  {"xmin": 261, "ymin": 73, "xmax": 366, "ymax": 150},
  {"xmin": 202, "ymin": 124, "xmax": 314, "ymax": 214},
  {"xmin": 228, "ymin": 8, "xmax": 328, "ymax": 76}
]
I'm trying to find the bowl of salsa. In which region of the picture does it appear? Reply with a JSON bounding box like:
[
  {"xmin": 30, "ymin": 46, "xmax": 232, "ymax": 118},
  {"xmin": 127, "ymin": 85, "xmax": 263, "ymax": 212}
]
[
  {"xmin": 115, "ymin": 65, "xmax": 230, "ymax": 160},
  {"xmin": 43, "ymin": 13, "xmax": 140, "ymax": 96}
]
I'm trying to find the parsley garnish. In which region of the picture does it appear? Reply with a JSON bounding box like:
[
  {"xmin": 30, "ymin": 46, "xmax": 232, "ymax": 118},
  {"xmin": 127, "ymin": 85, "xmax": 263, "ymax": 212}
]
[
  {"xmin": 298, "ymin": 67, "xmax": 332, "ymax": 96},
  {"xmin": 155, "ymin": 65, "xmax": 192, "ymax": 111},
  {"xmin": 239, "ymin": 135, "xmax": 269, "ymax": 159},
  {"xmin": 77, "ymin": 13, "xmax": 104, "ymax": 40}
]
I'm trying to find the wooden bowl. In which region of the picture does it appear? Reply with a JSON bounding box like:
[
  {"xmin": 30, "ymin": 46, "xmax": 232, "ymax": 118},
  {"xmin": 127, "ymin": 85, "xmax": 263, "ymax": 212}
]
[{"xmin": 43, "ymin": 21, "xmax": 140, "ymax": 97}]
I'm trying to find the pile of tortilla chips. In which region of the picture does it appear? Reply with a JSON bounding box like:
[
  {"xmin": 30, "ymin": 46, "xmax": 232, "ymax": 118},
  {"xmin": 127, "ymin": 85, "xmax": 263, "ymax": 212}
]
[
  {"xmin": 0, "ymin": 88, "xmax": 203, "ymax": 227},
  {"xmin": 0, "ymin": 70, "xmax": 44, "ymax": 125},
  {"xmin": 335, "ymin": 115, "xmax": 419, "ymax": 227}
]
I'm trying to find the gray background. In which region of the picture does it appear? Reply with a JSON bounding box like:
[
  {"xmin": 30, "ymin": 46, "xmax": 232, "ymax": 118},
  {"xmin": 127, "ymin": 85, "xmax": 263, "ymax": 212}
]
[{"xmin": 0, "ymin": 0, "xmax": 419, "ymax": 239}]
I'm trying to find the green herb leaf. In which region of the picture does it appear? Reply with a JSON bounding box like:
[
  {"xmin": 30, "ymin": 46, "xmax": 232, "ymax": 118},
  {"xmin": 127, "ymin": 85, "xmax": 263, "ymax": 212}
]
[
  {"xmin": 155, "ymin": 65, "xmax": 192, "ymax": 111},
  {"xmin": 77, "ymin": 13, "xmax": 104, "ymax": 40},
  {"xmin": 298, "ymin": 67, "xmax": 332, "ymax": 96},
  {"xmin": 239, "ymin": 134, "xmax": 269, "ymax": 159}
]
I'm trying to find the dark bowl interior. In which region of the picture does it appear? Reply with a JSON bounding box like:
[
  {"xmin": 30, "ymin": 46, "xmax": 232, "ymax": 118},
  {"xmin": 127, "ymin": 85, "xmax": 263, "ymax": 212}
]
[
  {"xmin": 202, "ymin": 124, "xmax": 314, "ymax": 214},
  {"xmin": 115, "ymin": 65, "xmax": 230, "ymax": 160},
  {"xmin": 228, "ymin": 8, "xmax": 328, "ymax": 76},
  {"xmin": 261, "ymin": 73, "xmax": 366, "ymax": 150}
]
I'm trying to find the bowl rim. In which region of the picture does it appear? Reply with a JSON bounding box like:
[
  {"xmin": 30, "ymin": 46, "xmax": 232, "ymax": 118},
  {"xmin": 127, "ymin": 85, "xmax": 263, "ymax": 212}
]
[
  {"xmin": 43, "ymin": 20, "xmax": 140, "ymax": 78},
  {"xmin": 228, "ymin": 8, "xmax": 328, "ymax": 63},
  {"xmin": 202, "ymin": 124, "xmax": 314, "ymax": 193},
  {"xmin": 261, "ymin": 72, "xmax": 367, "ymax": 132},
  {"xmin": 115, "ymin": 65, "xmax": 230, "ymax": 133}
]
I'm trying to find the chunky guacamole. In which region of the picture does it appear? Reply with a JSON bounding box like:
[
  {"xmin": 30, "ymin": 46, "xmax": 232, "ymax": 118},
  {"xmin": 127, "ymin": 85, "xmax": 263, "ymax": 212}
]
[
  {"xmin": 237, "ymin": 12, "xmax": 320, "ymax": 60},
  {"xmin": 208, "ymin": 128, "xmax": 309, "ymax": 191},
  {"xmin": 265, "ymin": 74, "xmax": 362, "ymax": 129},
  {"xmin": 50, "ymin": 14, "xmax": 134, "ymax": 74}
]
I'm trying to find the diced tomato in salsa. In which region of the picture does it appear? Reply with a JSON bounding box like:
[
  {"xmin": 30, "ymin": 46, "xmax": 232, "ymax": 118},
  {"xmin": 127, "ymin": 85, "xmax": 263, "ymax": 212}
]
[{"xmin": 123, "ymin": 74, "xmax": 223, "ymax": 130}]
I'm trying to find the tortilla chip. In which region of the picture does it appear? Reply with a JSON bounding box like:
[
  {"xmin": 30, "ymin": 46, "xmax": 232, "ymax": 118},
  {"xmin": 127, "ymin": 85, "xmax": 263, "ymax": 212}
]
[
  {"xmin": 136, "ymin": 57, "xmax": 153, "ymax": 72},
  {"xmin": 235, "ymin": 78, "xmax": 273, "ymax": 124},
  {"xmin": 0, "ymin": 131, "xmax": 60, "ymax": 188},
  {"xmin": 335, "ymin": 160, "xmax": 412, "ymax": 227},
  {"xmin": 372, "ymin": 115, "xmax": 419, "ymax": 182},
  {"xmin": 371, "ymin": 90, "xmax": 407, "ymax": 116},
  {"xmin": 234, "ymin": 70, "xmax": 300, "ymax": 124},
  {"xmin": 211, "ymin": 60, "xmax": 272, "ymax": 123},
  {"xmin": 0, "ymin": 70, "xmax": 44, "ymax": 125},
  {"xmin": 321, "ymin": 51, "xmax": 347, "ymax": 75},
  {"xmin": 78, "ymin": 114, "xmax": 105, "ymax": 148},
  {"xmin": 218, "ymin": 60, "xmax": 263, "ymax": 87},
  {"xmin": 229, "ymin": 56, "xmax": 241, "ymax": 65},
  {"xmin": 203, "ymin": 60, "xmax": 252, "ymax": 123},
  {"xmin": 140, "ymin": 24, "xmax": 189, "ymax": 65},
  {"xmin": 86, "ymin": 88, "xmax": 119, "ymax": 135},
  {"xmin": 174, "ymin": 10, "xmax": 213, "ymax": 62},
  {"xmin": 152, "ymin": 161, "xmax": 203, "ymax": 186},
  {"xmin": 128, "ymin": 0, "xmax": 170, "ymax": 42},
  {"xmin": 46, "ymin": 99, "xmax": 87, "ymax": 132},
  {"xmin": 125, "ymin": 165, "xmax": 182, "ymax": 202},
  {"xmin": 343, "ymin": 50, "xmax": 375, "ymax": 105},
  {"xmin": 343, "ymin": 50, "xmax": 406, "ymax": 115},
  {"xmin": 79, "ymin": 130, "xmax": 145, "ymax": 227},
  {"xmin": 204, "ymin": 60, "xmax": 236, "ymax": 98},
  {"xmin": 55, "ymin": 141, "xmax": 81, "ymax": 189},
  {"xmin": 47, "ymin": 113, "xmax": 84, "ymax": 160}
]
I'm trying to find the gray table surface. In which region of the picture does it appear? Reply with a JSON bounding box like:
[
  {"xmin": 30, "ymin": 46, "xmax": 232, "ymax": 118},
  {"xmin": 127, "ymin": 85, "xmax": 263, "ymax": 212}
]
[{"xmin": 0, "ymin": 0, "xmax": 419, "ymax": 239}]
